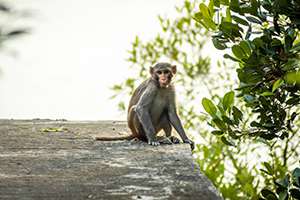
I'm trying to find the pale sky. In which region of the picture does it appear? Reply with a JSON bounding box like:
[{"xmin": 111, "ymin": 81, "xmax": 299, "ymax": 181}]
[{"xmin": 0, "ymin": 0, "xmax": 185, "ymax": 120}]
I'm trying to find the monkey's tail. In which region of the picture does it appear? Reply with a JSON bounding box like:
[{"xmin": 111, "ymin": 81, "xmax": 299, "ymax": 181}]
[{"xmin": 92, "ymin": 133, "xmax": 136, "ymax": 141}]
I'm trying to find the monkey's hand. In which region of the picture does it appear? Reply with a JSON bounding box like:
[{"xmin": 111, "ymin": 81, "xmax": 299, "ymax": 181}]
[
  {"xmin": 169, "ymin": 136, "xmax": 181, "ymax": 144},
  {"xmin": 183, "ymin": 139, "xmax": 195, "ymax": 151}
]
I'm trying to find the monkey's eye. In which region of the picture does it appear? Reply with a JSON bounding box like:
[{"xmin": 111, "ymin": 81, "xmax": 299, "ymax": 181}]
[
  {"xmin": 164, "ymin": 70, "xmax": 169, "ymax": 74},
  {"xmin": 157, "ymin": 71, "xmax": 162, "ymax": 75}
]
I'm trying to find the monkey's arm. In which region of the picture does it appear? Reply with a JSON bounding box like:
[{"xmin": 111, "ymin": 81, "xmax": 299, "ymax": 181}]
[
  {"xmin": 135, "ymin": 82, "xmax": 159, "ymax": 145},
  {"xmin": 168, "ymin": 111, "xmax": 189, "ymax": 141},
  {"xmin": 168, "ymin": 106, "xmax": 195, "ymax": 150}
]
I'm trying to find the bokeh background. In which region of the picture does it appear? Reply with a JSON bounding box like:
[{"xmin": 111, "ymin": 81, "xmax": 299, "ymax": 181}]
[{"xmin": 0, "ymin": 0, "xmax": 184, "ymax": 120}]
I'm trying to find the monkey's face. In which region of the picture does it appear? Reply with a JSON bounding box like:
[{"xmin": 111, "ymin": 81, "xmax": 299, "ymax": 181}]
[
  {"xmin": 156, "ymin": 69, "xmax": 171, "ymax": 88},
  {"xmin": 150, "ymin": 63, "xmax": 177, "ymax": 88}
]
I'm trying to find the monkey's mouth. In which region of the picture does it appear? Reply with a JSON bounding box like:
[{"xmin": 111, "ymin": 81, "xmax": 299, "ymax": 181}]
[{"xmin": 160, "ymin": 83, "xmax": 168, "ymax": 87}]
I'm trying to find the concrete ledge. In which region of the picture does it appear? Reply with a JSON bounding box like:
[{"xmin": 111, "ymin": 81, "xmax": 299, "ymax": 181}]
[{"xmin": 0, "ymin": 119, "xmax": 223, "ymax": 199}]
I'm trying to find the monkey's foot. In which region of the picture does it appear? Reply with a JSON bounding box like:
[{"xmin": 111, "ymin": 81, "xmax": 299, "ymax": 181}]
[
  {"xmin": 169, "ymin": 136, "xmax": 181, "ymax": 144},
  {"xmin": 157, "ymin": 136, "xmax": 173, "ymax": 144},
  {"xmin": 148, "ymin": 141, "xmax": 160, "ymax": 146}
]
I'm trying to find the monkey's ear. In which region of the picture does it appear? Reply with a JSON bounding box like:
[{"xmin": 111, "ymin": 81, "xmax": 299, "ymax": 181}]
[
  {"xmin": 150, "ymin": 67, "xmax": 154, "ymax": 75},
  {"xmin": 172, "ymin": 65, "xmax": 177, "ymax": 74}
]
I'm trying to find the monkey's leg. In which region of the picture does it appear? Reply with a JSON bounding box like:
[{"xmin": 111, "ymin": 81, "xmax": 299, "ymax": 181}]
[
  {"xmin": 155, "ymin": 111, "xmax": 172, "ymax": 144},
  {"xmin": 128, "ymin": 106, "xmax": 148, "ymax": 142},
  {"xmin": 127, "ymin": 107, "xmax": 138, "ymax": 136},
  {"xmin": 157, "ymin": 111, "xmax": 180, "ymax": 144},
  {"xmin": 156, "ymin": 110, "xmax": 172, "ymax": 136}
]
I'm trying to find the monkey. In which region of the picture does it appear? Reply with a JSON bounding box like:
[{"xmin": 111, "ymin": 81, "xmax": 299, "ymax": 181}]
[{"xmin": 93, "ymin": 62, "xmax": 194, "ymax": 150}]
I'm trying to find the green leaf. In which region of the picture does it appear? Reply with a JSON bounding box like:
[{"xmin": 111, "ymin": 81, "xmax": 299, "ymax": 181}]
[
  {"xmin": 271, "ymin": 38, "xmax": 282, "ymax": 46},
  {"xmin": 261, "ymin": 189, "xmax": 277, "ymax": 199},
  {"xmin": 194, "ymin": 18, "xmax": 210, "ymax": 31},
  {"xmin": 235, "ymin": 82, "xmax": 252, "ymax": 90},
  {"xmin": 257, "ymin": 138, "xmax": 271, "ymax": 146},
  {"xmin": 194, "ymin": 12, "xmax": 203, "ymax": 20},
  {"xmin": 289, "ymin": 42, "xmax": 300, "ymax": 52},
  {"xmin": 212, "ymin": 37, "xmax": 227, "ymax": 50},
  {"xmin": 272, "ymin": 78, "xmax": 284, "ymax": 92},
  {"xmin": 276, "ymin": 180, "xmax": 285, "ymax": 187},
  {"xmin": 279, "ymin": 190, "xmax": 287, "ymax": 200},
  {"xmin": 223, "ymin": 91, "xmax": 235, "ymax": 111},
  {"xmin": 261, "ymin": 92, "xmax": 275, "ymax": 96},
  {"xmin": 211, "ymin": 130, "xmax": 224, "ymax": 135},
  {"xmin": 244, "ymin": 94, "xmax": 255, "ymax": 103},
  {"xmin": 202, "ymin": 98, "xmax": 217, "ymax": 118},
  {"xmin": 237, "ymin": 69, "xmax": 249, "ymax": 82},
  {"xmin": 284, "ymin": 173, "xmax": 290, "ymax": 187},
  {"xmin": 262, "ymin": 123, "xmax": 276, "ymax": 128},
  {"xmin": 213, "ymin": 118, "xmax": 227, "ymax": 132},
  {"xmin": 246, "ymin": 102, "xmax": 258, "ymax": 107},
  {"xmin": 258, "ymin": 11, "xmax": 267, "ymax": 22},
  {"xmin": 221, "ymin": 22, "xmax": 243, "ymax": 32},
  {"xmin": 245, "ymin": 52, "xmax": 258, "ymax": 65},
  {"xmin": 262, "ymin": 3, "xmax": 273, "ymax": 12},
  {"xmin": 246, "ymin": 16, "xmax": 261, "ymax": 24},
  {"xmin": 203, "ymin": 16, "xmax": 216, "ymax": 30},
  {"xmin": 226, "ymin": 7, "xmax": 231, "ymax": 22},
  {"xmin": 232, "ymin": 45, "xmax": 247, "ymax": 59},
  {"xmin": 216, "ymin": 110, "xmax": 222, "ymax": 119},
  {"xmin": 233, "ymin": 106, "xmax": 243, "ymax": 119},
  {"xmin": 290, "ymin": 189, "xmax": 300, "ymax": 199},
  {"xmin": 277, "ymin": 186, "xmax": 288, "ymax": 198},
  {"xmin": 291, "ymin": 18, "xmax": 300, "ymax": 25},
  {"xmin": 208, "ymin": 0, "xmax": 214, "ymax": 16},
  {"xmin": 263, "ymin": 162, "xmax": 274, "ymax": 175},
  {"xmin": 286, "ymin": 97, "xmax": 300, "ymax": 105},
  {"xmin": 245, "ymin": 25, "xmax": 252, "ymax": 40},
  {"xmin": 224, "ymin": 53, "xmax": 240, "ymax": 62},
  {"xmin": 243, "ymin": 66, "xmax": 257, "ymax": 74},
  {"xmin": 252, "ymin": 38, "xmax": 264, "ymax": 48},
  {"xmin": 219, "ymin": 23, "xmax": 231, "ymax": 37},
  {"xmin": 292, "ymin": 168, "xmax": 300, "ymax": 177},
  {"xmin": 232, "ymin": 15, "xmax": 249, "ymax": 26},
  {"xmin": 245, "ymin": 183, "xmax": 254, "ymax": 196},
  {"xmin": 246, "ymin": 74, "xmax": 263, "ymax": 85},
  {"xmin": 251, "ymin": 121, "xmax": 261, "ymax": 128},
  {"xmin": 217, "ymin": 102, "xmax": 225, "ymax": 115},
  {"xmin": 284, "ymin": 35, "xmax": 293, "ymax": 51},
  {"xmin": 222, "ymin": 115, "xmax": 234, "ymax": 126},
  {"xmin": 221, "ymin": 136, "xmax": 236, "ymax": 147},
  {"xmin": 282, "ymin": 58, "xmax": 299, "ymax": 70},
  {"xmin": 240, "ymin": 41, "xmax": 251, "ymax": 57},
  {"xmin": 199, "ymin": 3, "xmax": 216, "ymax": 30},
  {"xmin": 285, "ymin": 69, "xmax": 300, "ymax": 85},
  {"xmin": 240, "ymin": 41, "xmax": 251, "ymax": 55},
  {"xmin": 260, "ymin": 169, "xmax": 272, "ymax": 176}
]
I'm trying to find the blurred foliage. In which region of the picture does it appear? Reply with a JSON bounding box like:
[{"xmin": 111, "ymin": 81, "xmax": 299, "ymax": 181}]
[
  {"xmin": 196, "ymin": 0, "xmax": 300, "ymax": 199},
  {"xmin": 111, "ymin": 0, "xmax": 300, "ymax": 199},
  {"xmin": 0, "ymin": 2, "xmax": 30, "ymax": 62}
]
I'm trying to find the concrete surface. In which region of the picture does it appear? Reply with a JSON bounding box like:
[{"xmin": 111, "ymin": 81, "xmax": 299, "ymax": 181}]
[{"xmin": 0, "ymin": 119, "xmax": 223, "ymax": 200}]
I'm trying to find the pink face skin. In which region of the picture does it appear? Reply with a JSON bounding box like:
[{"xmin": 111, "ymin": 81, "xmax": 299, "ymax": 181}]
[{"xmin": 156, "ymin": 69, "xmax": 170, "ymax": 88}]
